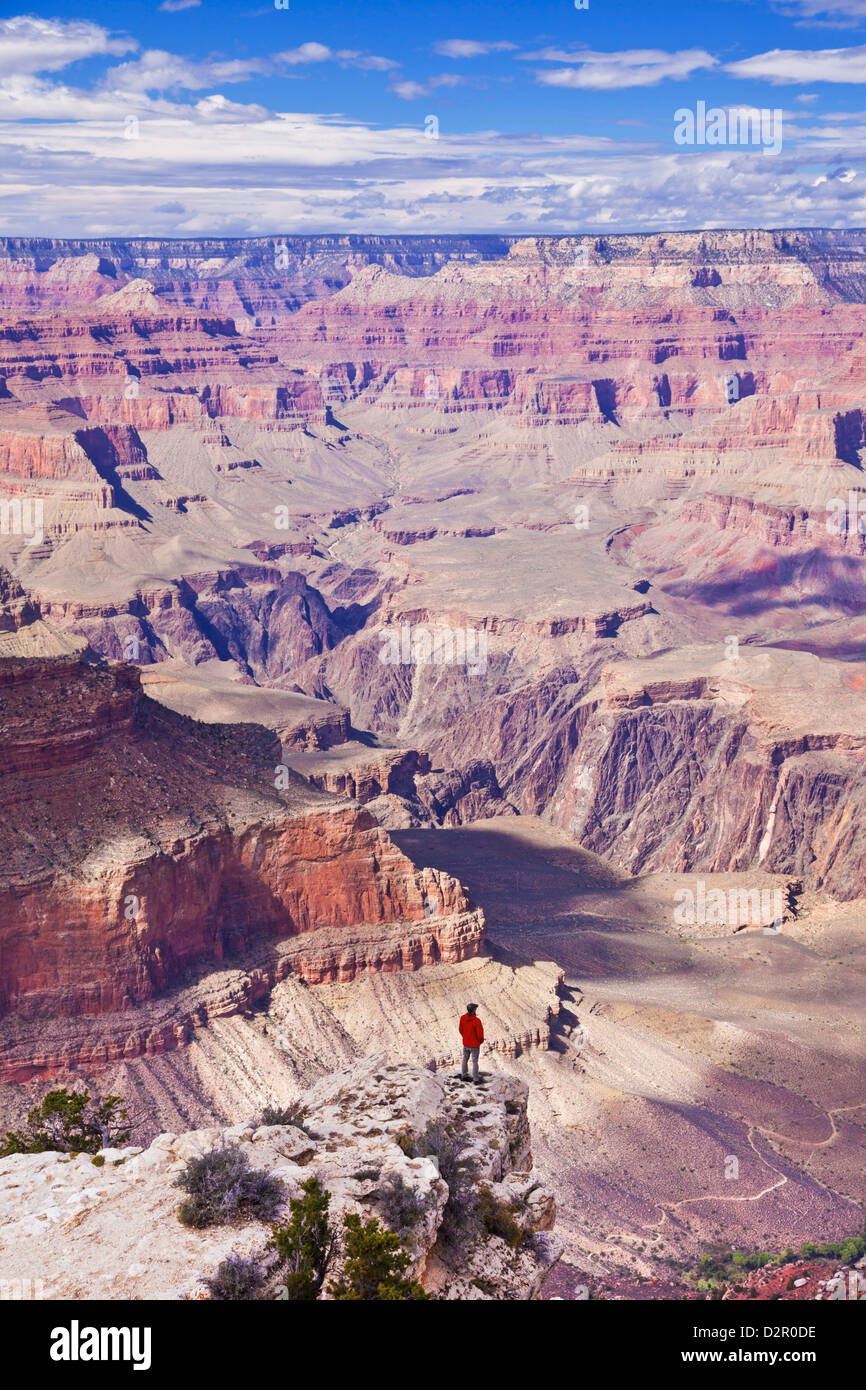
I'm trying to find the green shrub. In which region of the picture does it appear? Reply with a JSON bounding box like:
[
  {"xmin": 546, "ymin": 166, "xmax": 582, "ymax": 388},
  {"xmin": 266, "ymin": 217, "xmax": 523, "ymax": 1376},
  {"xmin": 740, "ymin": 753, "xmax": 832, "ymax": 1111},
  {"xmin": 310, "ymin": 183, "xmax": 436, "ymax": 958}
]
[
  {"xmin": 0, "ymin": 1088, "xmax": 135, "ymax": 1157},
  {"xmin": 798, "ymin": 1235, "xmax": 866, "ymax": 1263},
  {"xmin": 176, "ymin": 1143, "xmax": 284, "ymax": 1229},
  {"xmin": 412, "ymin": 1120, "xmax": 474, "ymax": 1184},
  {"xmin": 268, "ymin": 1176, "xmax": 337, "ymax": 1300},
  {"xmin": 477, "ymin": 1185, "xmax": 524, "ymax": 1249},
  {"xmin": 400, "ymin": 1119, "xmax": 476, "ymax": 1243},
  {"xmin": 376, "ymin": 1173, "xmax": 437, "ymax": 1245},
  {"xmin": 329, "ymin": 1213, "xmax": 428, "ymax": 1301},
  {"xmin": 690, "ymin": 1234, "xmax": 866, "ymax": 1290}
]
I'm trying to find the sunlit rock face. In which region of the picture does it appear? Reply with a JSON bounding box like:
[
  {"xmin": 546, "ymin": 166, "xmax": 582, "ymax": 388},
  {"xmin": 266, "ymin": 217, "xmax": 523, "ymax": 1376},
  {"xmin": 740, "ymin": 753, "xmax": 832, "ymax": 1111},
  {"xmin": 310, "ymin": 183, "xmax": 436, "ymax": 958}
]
[{"xmin": 0, "ymin": 618, "xmax": 484, "ymax": 1079}]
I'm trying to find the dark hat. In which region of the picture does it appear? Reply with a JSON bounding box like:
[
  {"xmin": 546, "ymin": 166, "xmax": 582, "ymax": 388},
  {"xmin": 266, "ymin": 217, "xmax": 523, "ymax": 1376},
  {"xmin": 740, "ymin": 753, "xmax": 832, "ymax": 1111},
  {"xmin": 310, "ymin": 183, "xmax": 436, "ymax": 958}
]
[{"xmin": 466, "ymin": 1002, "xmax": 478, "ymax": 1013}]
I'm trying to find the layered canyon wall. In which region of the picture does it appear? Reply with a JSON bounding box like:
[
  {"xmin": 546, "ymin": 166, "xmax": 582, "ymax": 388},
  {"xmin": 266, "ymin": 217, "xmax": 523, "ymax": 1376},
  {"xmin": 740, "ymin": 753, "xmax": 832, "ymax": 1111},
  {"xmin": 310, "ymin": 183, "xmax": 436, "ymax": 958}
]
[{"xmin": 0, "ymin": 617, "xmax": 484, "ymax": 1078}]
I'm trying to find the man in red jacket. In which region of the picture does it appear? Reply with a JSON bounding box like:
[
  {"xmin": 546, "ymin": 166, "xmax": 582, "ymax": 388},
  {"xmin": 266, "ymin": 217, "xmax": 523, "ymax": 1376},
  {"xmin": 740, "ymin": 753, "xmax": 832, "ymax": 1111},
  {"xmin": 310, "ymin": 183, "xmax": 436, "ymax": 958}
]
[{"xmin": 459, "ymin": 1003, "xmax": 484, "ymax": 1083}]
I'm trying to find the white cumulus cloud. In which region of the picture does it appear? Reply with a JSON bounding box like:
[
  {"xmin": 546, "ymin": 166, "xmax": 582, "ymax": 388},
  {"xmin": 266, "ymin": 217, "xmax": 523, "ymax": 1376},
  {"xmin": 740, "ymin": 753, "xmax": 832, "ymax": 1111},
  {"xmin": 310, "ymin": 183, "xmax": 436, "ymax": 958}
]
[
  {"xmin": 105, "ymin": 50, "xmax": 268, "ymax": 93},
  {"xmin": 528, "ymin": 48, "xmax": 717, "ymax": 90},
  {"xmin": 433, "ymin": 40, "xmax": 517, "ymax": 58},
  {"xmin": 725, "ymin": 44, "xmax": 866, "ymax": 83},
  {"xmin": 0, "ymin": 16, "xmax": 135, "ymax": 77}
]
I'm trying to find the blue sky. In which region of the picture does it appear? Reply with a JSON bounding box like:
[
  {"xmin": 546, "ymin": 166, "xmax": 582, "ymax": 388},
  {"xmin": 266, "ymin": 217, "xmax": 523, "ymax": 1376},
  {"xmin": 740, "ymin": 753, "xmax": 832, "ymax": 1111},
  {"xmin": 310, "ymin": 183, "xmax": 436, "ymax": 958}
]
[{"xmin": 2, "ymin": 0, "xmax": 866, "ymax": 233}]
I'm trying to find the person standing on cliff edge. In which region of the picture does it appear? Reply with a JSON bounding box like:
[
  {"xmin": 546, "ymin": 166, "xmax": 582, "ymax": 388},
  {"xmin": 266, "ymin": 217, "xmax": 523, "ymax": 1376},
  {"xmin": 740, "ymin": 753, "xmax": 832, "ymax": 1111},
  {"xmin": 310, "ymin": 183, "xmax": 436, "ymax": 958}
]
[{"xmin": 459, "ymin": 1003, "xmax": 484, "ymax": 1083}]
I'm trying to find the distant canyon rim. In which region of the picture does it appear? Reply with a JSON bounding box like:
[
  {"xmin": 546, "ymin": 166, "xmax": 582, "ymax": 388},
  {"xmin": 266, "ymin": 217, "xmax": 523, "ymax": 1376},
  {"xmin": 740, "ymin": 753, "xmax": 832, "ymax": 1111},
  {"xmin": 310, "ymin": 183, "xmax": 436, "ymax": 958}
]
[{"xmin": 0, "ymin": 229, "xmax": 865, "ymax": 1294}]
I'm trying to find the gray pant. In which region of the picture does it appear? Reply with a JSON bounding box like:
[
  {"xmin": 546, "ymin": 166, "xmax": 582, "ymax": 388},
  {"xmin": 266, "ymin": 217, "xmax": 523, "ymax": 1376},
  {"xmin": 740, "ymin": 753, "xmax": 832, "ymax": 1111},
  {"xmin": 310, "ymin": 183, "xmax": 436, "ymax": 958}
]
[{"xmin": 461, "ymin": 1046, "xmax": 480, "ymax": 1080}]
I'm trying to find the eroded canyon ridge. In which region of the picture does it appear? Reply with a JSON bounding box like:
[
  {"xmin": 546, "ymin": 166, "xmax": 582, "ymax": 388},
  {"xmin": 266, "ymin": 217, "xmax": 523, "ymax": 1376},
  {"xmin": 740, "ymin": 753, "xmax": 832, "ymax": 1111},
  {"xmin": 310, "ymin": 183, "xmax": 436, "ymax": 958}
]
[{"xmin": 1, "ymin": 231, "xmax": 865, "ymax": 1299}]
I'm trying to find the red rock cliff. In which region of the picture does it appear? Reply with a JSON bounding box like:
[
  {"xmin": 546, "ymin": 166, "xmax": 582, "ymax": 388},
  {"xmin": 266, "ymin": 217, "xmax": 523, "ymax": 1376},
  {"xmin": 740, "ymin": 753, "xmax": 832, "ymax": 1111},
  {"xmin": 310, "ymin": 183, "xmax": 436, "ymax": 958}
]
[{"xmin": 0, "ymin": 634, "xmax": 485, "ymax": 1076}]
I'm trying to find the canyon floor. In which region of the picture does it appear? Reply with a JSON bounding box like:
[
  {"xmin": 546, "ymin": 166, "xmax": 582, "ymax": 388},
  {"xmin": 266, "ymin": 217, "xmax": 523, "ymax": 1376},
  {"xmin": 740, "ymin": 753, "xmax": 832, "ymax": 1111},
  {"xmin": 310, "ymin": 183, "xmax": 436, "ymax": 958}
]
[
  {"xmin": 395, "ymin": 818, "xmax": 866, "ymax": 1292},
  {"xmin": 1, "ymin": 232, "xmax": 865, "ymax": 1297}
]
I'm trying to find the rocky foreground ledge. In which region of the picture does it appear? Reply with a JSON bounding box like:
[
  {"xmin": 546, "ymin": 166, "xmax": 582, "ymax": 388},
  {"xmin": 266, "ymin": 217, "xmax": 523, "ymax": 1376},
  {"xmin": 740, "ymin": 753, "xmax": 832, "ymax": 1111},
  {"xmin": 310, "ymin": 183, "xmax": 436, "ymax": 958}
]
[{"xmin": 0, "ymin": 1055, "xmax": 561, "ymax": 1301}]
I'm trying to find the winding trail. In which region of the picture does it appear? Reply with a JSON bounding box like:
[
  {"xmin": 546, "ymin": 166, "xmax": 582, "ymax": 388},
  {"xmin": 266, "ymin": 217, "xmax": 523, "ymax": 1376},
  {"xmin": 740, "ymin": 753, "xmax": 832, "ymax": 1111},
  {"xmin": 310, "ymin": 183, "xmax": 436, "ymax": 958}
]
[{"xmin": 630, "ymin": 1092, "xmax": 866, "ymax": 1235}]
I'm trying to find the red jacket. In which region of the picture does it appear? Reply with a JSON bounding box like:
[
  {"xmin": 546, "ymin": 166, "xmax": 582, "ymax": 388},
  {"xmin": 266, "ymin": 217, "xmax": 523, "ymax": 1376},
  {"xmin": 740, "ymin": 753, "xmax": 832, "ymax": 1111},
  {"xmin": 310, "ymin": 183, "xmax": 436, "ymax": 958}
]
[{"xmin": 459, "ymin": 1013, "xmax": 484, "ymax": 1047}]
